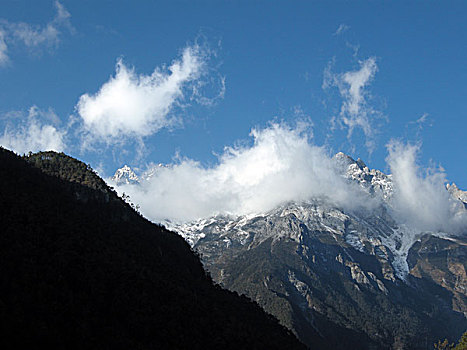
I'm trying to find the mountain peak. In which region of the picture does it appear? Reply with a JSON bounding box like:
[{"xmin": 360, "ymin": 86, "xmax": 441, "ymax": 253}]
[
  {"xmin": 333, "ymin": 151, "xmax": 355, "ymax": 165},
  {"xmin": 112, "ymin": 165, "xmax": 139, "ymax": 185},
  {"xmin": 332, "ymin": 152, "xmax": 393, "ymax": 200},
  {"xmin": 447, "ymin": 182, "xmax": 467, "ymax": 204}
]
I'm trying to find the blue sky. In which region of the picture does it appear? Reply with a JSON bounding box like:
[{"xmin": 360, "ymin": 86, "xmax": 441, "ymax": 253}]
[{"xmin": 0, "ymin": 0, "xmax": 466, "ymax": 189}]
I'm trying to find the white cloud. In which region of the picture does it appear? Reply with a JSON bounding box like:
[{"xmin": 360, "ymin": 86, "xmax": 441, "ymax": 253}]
[
  {"xmin": 77, "ymin": 44, "xmax": 208, "ymax": 146},
  {"xmin": 110, "ymin": 123, "xmax": 373, "ymax": 222},
  {"xmin": 407, "ymin": 113, "xmax": 433, "ymax": 140},
  {"xmin": 11, "ymin": 1, "xmax": 71, "ymax": 49},
  {"xmin": 334, "ymin": 24, "xmax": 350, "ymax": 36},
  {"xmin": 106, "ymin": 122, "xmax": 467, "ymax": 240},
  {"xmin": 341, "ymin": 58, "xmax": 377, "ymax": 119},
  {"xmin": 54, "ymin": 0, "xmax": 72, "ymax": 24},
  {"xmin": 0, "ymin": 1, "xmax": 72, "ymax": 61},
  {"xmin": 323, "ymin": 57, "xmax": 380, "ymax": 152},
  {"xmin": 0, "ymin": 30, "xmax": 8, "ymax": 66},
  {"xmin": 386, "ymin": 139, "xmax": 467, "ymax": 233},
  {"xmin": 10, "ymin": 22, "xmax": 59, "ymax": 49},
  {"xmin": 191, "ymin": 75, "xmax": 226, "ymax": 107},
  {"xmin": 0, "ymin": 106, "xmax": 66, "ymax": 154},
  {"xmin": 413, "ymin": 113, "xmax": 428, "ymax": 125}
]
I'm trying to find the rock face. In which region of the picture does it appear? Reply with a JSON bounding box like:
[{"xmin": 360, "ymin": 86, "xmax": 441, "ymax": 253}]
[
  {"xmin": 448, "ymin": 183, "xmax": 467, "ymax": 207},
  {"xmin": 167, "ymin": 153, "xmax": 467, "ymax": 349},
  {"xmin": 408, "ymin": 235, "xmax": 467, "ymax": 317}
]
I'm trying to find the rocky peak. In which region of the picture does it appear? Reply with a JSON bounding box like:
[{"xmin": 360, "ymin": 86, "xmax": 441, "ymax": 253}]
[
  {"xmin": 447, "ymin": 183, "xmax": 467, "ymax": 205},
  {"xmin": 112, "ymin": 163, "xmax": 170, "ymax": 186},
  {"xmin": 332, "ymin": 151, "xmax": 355, "ymax": 167},
  {"xmin": 333, "ymin": 152, "xmax": 393, "ymax": 200},
  {"xmin": 112, "ymin": 165, "xmax": 139, "ymax": 185}
]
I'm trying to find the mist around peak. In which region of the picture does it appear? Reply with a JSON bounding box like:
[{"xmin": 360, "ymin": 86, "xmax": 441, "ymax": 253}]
[
  {"xmin": 386, "ymin": 140, "xmax": 467, "ymax": 234},
  {"xmin": 109, "ymin": 123, "xmax": 467, "ymax": 241}
]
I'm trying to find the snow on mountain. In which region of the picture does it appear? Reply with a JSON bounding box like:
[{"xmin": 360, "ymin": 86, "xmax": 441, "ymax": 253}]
[
  {"xmin": 111, "ymin": 165, "xmax": 139, "ymax": 185},
  {"xmin": 113, "ymin": 152, "xmax": 466, "ymax": 279},
  {"xmin": 168, "ymin": 199, "xmax": 409, "ymax": 279},
  {"xmin": 112, "ymin": 163, "xmax": 168, "ymax": 185},
  {"xmin": 111, "ymin": 152, "xmax": 467, "ymax": 348},
  {"xmin": 165, "ymin": 152, "xmax": 466, "ymax": 279},
  {"xmin": 333, "ymin": 152, "xmax": 394, "ymax": 200},
  {"xmin": 448, "ymin": 183, "xmax": 467, "ymax": 205}
]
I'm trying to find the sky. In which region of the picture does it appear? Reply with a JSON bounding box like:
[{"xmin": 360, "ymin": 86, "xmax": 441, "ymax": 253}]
[{"xmin": 0, "ymin": 1, "xmax": 466, "ymax": 222}]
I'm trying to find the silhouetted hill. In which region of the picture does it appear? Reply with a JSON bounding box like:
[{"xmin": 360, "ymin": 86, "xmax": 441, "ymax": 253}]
[{"xmin": 0, "ymin": 148, "xmax": 305, "ymax": 349}]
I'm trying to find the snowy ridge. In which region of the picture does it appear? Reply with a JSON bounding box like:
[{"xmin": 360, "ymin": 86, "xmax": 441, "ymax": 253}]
[
  {"xmin": 169, "ymin": 199, "xmax": 411, "ymax": 279},
  {"xmin": 113, "ymin": 153, "xmax": 466, "ymax": 279},
  {"xmin": 112, "ymin": 163, "xmax": 168, "ymax": 184},
  {"xmin": 333, "ymin": 152, "xmax": 394, "ymax": 200}
]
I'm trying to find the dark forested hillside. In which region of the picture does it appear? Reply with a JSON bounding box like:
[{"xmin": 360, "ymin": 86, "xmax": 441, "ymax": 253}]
[{"xmin": 0, "ymin": 148, "xmax": 305, "ymax": 349}]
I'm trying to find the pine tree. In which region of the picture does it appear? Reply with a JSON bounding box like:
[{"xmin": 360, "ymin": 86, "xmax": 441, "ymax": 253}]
[
  {"xmin": 434, "ymin": 339, "xmax": 454, "ymax": 350},
  {"xmin": 454, "ymin": 331, "xmax": 467, "ymax": 350}
]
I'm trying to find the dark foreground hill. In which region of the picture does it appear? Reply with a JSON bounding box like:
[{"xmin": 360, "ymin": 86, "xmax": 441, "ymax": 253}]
[{"xmin": 0, "ymin": 148, "xmax": 305, "ymax": 349}]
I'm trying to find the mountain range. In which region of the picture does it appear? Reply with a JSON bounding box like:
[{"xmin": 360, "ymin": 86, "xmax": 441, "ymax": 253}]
[{"xmin": 114, "ymin": 152, "xmax": 467, "ymax": 349}]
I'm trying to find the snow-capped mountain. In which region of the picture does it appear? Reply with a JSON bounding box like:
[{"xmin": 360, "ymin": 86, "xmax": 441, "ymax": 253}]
[
  {"xmin": 113, "ymin": 153, "xmax": 467, "ymax": 349},
  {"xmin": 111, "ymin": 165, "xmax": 139, "ymax": 185},
  {"xmin": 112, "ymin": 163, "xmax": 168, "ymax": 185},
  {"xmin": 168, "ymin": 152, "xmax": 466, "ymax": 278},
  {"xmin": 448, "ymin": 182, "xmax": 467, "ymax": 206},
  {"xmin": 163, "ymin": 153, "xmax": 467, "ymax": 349},
  {"xmin": 333, "ymin": 151, "xmax": 394, "ymax": 200}
]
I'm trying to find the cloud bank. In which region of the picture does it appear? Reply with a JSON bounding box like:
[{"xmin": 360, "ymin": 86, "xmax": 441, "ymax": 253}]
[
  {"xmin": 109, "ymin": 123, "xmax": 467, "ymax": 241},
  {"xmin": 0, "ymin": 106, "xmax": 66, "ymax": 154},
  {"xmin": 111, "ymin": 123, "xmax": 373, "ymax": 222},
  {"xmin": 77, "ymin": 44, "xmax": 208, "ymax": 146}
]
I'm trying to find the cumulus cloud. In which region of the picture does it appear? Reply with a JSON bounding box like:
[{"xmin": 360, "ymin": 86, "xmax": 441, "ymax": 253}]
[
  {"xmin": 323, "ymin": 57, "xmax": 381, "ymax": 152},
  {"xmin": 386, "ymin": 139, "xmax": 467, "ymax": 233},
  {"xmin": 0, "ymin": 1, "xmax": 72, "ymax": 62},
  {"xmin": 77, "ymin": 44, "xmax": 208, "ymax": 146},
  {"xmin": 110, "ymin": 123, "xmax": 373, "ymax": 222},
  {"xmin": 0, "ymin": 106, "xmax": 66, "ymax": 154}
]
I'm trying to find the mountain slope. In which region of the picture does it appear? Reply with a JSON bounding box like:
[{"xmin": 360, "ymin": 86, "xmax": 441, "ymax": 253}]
[
  {"xmin": 0, "ymin": 148, "xmax": 305, "ymax": 349},
  {"xmin": 164, "ymin": 154, "xmax": 467, "ymax": 349}
]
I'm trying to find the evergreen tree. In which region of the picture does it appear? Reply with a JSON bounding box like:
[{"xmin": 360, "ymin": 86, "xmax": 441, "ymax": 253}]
[{"xmin": 454, "ymin": 331, "xmax": 467, "ymax": 350}]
